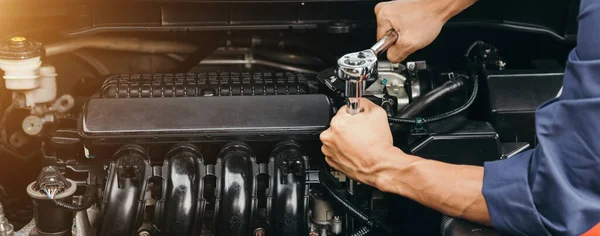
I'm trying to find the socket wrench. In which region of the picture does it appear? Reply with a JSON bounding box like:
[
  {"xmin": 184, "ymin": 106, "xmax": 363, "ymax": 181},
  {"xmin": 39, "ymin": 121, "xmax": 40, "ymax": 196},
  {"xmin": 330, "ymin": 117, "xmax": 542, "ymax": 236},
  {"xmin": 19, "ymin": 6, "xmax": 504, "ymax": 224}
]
[{"xmin": 337, "ymin": 29, "xmax": 399, "ymax": 115}]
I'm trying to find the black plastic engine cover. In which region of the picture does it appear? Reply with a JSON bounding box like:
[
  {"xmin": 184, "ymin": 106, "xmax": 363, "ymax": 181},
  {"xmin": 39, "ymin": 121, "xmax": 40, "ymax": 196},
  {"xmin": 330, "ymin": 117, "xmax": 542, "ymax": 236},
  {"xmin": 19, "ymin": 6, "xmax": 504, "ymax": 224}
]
[{"xmin": 79, "ymin": 94, "xmax": 333, "ymax": 144}]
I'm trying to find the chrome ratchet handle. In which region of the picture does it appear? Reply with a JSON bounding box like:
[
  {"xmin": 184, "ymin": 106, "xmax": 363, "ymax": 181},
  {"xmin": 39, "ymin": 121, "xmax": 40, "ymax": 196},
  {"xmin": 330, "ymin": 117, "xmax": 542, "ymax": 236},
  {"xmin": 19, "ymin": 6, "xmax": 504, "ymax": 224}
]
[
  {"xmin": 370, "ymin": 29, "xmax": 399, "ymax": 55},
  {"xmin": 337, "ymin": 29, "xmax": 399, "ymax": 115},
  {"xmin": 346, "ymin": 77, "xmax": 364, "ymax": 115}
]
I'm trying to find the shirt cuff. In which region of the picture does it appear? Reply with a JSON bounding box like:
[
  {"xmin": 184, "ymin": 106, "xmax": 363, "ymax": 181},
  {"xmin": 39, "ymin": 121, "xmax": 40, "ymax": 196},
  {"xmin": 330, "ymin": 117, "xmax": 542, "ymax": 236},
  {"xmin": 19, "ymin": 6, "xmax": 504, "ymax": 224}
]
[{"xmin": 482, "ymin": 149, "xmax": 548, "ymax": 235}]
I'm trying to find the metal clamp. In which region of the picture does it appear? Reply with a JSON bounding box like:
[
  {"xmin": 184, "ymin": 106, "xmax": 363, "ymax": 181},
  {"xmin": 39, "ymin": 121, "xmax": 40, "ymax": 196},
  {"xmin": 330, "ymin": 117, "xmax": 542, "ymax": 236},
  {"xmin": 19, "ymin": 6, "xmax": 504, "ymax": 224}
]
[{"xmin": 337, "ymin": 30, "xmax": 399, "ymax": 115}]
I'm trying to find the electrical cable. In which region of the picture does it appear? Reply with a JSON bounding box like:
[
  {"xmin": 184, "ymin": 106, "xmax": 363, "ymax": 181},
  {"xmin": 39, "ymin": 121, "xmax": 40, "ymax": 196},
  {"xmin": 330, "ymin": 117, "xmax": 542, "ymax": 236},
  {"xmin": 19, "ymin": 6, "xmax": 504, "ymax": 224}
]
[
  {"xmin": 388, "ymin": 74, "xmax": 478, "ymax": 124},
  {"xmin": 53, "ymin": 185, "xmax": 97, "ymax": 212},
  {"xmin": 445, "ymin": 21, "xmax": 568, "ymax": 42},
  {"xmin": 464, "ymin": 41, "xmax": 485, "ymax": 58},
  {"xmin": 320, "ymin": 179, "xmax": 373, "ymax": 227},
  {"xmin": 350, "ymin": 226, "xmax": 372, "ymax": 236},
  {"xmin": 318, "ymin": 169, "xmax": 387, "ymax": 235}
]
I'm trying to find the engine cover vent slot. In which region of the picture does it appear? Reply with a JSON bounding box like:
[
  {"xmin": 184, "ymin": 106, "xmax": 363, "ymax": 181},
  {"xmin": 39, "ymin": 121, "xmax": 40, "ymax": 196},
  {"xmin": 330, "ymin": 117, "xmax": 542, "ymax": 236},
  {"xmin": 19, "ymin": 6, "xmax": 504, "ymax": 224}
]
[{"xmin": 101, "ymin": 72, "xmax": 315, "ymax": 98}]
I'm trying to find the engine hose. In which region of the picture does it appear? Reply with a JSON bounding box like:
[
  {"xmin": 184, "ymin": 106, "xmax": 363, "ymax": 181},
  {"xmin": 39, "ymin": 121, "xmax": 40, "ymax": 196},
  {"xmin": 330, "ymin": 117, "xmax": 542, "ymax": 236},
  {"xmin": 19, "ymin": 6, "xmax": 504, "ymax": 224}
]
[
  {"xmin": 53, "ymin": 185, "xmax": 97, "ymax": 212},
  {"xmin": 318, "ymin": 171, "xmax": 383, "ymax": 231},
  {"xmin": 441, "ymin": 215, "xmax": 502, "ymax": 236},
  {"xmin": 392, "ymin": 75, "xmax": 466, "ymax": 122},
  {"xmin": 350, "ymin": 226, "xmax": 372, "ymax": 236},
  {"xmin": 388, "ymin": 74, "xmax": 478, "ymax": 124}
]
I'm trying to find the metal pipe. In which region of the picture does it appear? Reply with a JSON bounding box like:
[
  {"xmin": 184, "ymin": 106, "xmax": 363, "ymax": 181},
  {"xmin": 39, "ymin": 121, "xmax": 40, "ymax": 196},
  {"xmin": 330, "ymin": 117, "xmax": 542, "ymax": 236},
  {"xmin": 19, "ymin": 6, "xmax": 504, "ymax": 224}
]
[
  {"xmin": 45, "ymin": 37, "xmax": 199, "ymax": 56},
  {"xmin": 45, "ymin": 35, "xmax": 319, "ymax": 74},
  {"xmin": 167, "ymin": 50, "xmax": 319, "ymax": 74},
  {"xmin": 165, "ymin": 53, "xmax": 187, "ymax": 62},
  {"xmin": 0, "ymin": 202, "xmax": 14, "ymax": 236},
  {"xmin": 198, "ymin": 59, "xmax": 317, "ymax": 74}
]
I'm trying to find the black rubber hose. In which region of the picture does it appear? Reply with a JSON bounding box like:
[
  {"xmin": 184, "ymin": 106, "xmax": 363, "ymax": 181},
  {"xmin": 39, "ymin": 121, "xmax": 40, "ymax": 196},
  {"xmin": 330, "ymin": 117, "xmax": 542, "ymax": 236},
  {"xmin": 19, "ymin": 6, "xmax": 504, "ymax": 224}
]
[
  {"xmin": 388, "ymin": 74, "xmax": 478, "ymax": 124},
  {"xmin": 318, "ymin": 170, "xmax": 383, "ymax": 231},
  {"xmin": 350, "ymin": 226, "xmax": 372, "ymax": 236},
  {"xmin": 441, "ymin": 215, "xmax": 502, "ymax": 236},
  {"xmin": 54, "ymin": 185, "xmax": 97, "ymax": 212},
  {"xmin": 396, "ymin": 76, "xmax": 465, "ymax": 120},
  {"xmin": 320, "ymin": 179, "xmax": 373, "ymax": 227}
]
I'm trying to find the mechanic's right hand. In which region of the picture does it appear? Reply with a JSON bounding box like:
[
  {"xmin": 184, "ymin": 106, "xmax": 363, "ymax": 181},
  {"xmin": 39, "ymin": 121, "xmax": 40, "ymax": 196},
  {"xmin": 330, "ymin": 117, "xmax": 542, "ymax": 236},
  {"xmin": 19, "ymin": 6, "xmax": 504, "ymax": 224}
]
[{"xmin": 375, "ymin": 0, "xmax": 477, "ymax": 63}]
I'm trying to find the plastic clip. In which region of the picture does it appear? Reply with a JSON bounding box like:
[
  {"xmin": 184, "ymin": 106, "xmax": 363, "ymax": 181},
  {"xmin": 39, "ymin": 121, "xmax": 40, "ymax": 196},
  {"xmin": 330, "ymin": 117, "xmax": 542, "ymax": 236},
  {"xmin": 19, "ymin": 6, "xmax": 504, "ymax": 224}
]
[{"xmin": 410, "ymin": 117, "xmax": 428, "ymax": 135}]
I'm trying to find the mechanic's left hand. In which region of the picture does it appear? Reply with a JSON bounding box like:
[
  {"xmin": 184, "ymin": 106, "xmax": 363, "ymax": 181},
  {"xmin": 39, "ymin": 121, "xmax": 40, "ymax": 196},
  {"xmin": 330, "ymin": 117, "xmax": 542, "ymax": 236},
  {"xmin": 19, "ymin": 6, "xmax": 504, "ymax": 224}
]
[{"xmin": 320, "ymin": 98, "xmax": 402, "ymax": 187}]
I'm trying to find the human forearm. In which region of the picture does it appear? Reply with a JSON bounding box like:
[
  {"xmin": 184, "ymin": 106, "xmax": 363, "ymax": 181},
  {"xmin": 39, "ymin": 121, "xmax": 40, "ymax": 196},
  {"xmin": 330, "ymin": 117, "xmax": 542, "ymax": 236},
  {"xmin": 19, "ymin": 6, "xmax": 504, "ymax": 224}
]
[
  {"xmin": 443, "ymin": 0, "xmax": 478, "ymax": 21},
  {"xmin": 374, "ymin": 147, "xmax": 491, "ymax": 226},
  {"xmin": 375, "ymin": 0, "xmax": 477, "ymax": 62}
]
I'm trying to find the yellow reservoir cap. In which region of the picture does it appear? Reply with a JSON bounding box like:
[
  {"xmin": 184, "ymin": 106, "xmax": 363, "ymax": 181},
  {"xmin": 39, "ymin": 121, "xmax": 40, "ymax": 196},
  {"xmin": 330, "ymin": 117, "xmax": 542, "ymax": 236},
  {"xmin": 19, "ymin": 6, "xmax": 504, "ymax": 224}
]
[{"xmin": 10, "ymin": 37, "xmax": 27, "ymax": 42}]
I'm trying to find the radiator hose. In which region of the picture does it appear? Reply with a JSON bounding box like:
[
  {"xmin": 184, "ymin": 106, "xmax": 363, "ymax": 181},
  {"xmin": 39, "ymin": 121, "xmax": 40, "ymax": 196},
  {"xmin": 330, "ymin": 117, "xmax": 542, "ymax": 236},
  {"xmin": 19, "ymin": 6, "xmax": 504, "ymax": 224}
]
[{"xmin": 388, "ymin": 74, "xmax": 477, "ymax": 124}]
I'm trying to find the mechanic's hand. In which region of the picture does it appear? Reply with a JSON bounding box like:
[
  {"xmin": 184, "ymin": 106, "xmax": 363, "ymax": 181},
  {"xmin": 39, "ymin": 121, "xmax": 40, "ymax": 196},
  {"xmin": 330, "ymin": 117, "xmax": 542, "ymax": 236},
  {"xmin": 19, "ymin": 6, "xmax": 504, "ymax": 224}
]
[
  {"xmin": 375, "ymin": 0, "xmax": 477, "ymax": 62},
  {"xmin": 320, "ymin": 99, "xmax": 401, "ymax": 187}
]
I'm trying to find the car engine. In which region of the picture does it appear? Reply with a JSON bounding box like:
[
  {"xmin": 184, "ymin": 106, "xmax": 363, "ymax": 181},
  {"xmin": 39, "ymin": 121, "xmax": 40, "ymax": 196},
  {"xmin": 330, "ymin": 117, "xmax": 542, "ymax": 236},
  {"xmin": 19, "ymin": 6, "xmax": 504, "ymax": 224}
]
[{"xmin": 0, "ymin": 0, "xmax": 575, "ymax": 235}]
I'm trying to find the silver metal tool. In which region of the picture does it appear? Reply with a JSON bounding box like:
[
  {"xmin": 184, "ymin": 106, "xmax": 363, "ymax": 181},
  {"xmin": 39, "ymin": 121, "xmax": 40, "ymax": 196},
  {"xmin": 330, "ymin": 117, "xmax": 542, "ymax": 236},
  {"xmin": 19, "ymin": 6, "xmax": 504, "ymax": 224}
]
[{"xmin": 337, "ymin": 29, "xmax": 399, "ymax": 115}]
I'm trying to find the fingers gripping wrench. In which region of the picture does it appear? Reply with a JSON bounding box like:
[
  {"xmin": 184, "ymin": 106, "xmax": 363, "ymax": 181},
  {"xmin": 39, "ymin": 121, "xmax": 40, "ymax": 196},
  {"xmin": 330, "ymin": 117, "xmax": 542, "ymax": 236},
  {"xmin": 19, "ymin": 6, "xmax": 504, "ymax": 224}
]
[{"xmin": 337, "ymin": 30, "xmax": 399, "ymax": 115}]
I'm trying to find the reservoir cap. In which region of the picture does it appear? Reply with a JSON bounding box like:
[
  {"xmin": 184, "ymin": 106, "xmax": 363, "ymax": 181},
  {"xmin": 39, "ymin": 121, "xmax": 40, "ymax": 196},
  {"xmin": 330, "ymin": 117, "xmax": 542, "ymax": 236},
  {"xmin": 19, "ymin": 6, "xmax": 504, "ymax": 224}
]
[{"xmin": 0, "ymin": 37, "xmax": 43, "ymax": 60}]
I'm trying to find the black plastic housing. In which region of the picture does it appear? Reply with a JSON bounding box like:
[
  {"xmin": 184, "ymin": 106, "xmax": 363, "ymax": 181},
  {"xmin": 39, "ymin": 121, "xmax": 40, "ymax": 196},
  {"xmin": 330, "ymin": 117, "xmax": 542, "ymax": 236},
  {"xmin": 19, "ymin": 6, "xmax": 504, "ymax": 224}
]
[
  {"xmin": 488, "ymin": 71, "xmax": 563, "ymax": 146},
  {"xmin": 268, "ymin": 141, "xmax": 309, "ymax": 236},
  {"xmin": 213, "ymin": 143, "xmax": 259, "ymax": 236},
  {"xmin": 30, "ymin": 198, "xmax": 74, "ymax": 236},
  {"xmin": 97, "ymin": 145, "xmax": 152, "ymax": 236},
  {"xmin": 409, "ymin": 121, "xmax": 501, "ymax": 166},
  {"xmin": 161, "ymin": 144, "xmax": 204, "ymax": 235}
]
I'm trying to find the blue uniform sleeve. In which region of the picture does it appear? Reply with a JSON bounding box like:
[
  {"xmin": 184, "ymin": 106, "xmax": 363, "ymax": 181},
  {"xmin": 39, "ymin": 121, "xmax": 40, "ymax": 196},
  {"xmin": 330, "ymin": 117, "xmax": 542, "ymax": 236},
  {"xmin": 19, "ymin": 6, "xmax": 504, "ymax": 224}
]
[{"xmin": 482, "ymin": 0, "xmax": 600, "ymax": 235}]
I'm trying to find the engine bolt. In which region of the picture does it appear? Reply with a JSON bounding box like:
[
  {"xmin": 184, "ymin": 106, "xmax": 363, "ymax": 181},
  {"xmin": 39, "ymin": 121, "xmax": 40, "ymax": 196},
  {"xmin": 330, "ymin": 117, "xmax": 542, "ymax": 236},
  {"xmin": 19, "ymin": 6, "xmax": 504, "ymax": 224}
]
[
  {"xmin": 138, "ymin": 231, "xmax": 151, "ymax": 236},
  {"xmin": 254, "ymin": 227, "xmax": 265, "ymax": 236}
]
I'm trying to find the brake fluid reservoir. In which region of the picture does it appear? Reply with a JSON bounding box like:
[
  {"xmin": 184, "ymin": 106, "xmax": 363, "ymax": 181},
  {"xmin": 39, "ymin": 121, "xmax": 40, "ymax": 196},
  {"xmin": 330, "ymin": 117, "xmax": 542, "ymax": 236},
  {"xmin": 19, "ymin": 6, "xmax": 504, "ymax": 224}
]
[{"xmin": 0, "ymin": 37, "xmax": 43, "ymax": 91}]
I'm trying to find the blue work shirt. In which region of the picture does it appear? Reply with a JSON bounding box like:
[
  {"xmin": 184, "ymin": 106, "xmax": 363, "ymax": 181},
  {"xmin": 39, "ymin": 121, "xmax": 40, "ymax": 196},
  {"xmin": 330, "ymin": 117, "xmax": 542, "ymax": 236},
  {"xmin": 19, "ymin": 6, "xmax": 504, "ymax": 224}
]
[{"xmin": 482, "ymin": 0, "xmax": 600, "ymax": 235}]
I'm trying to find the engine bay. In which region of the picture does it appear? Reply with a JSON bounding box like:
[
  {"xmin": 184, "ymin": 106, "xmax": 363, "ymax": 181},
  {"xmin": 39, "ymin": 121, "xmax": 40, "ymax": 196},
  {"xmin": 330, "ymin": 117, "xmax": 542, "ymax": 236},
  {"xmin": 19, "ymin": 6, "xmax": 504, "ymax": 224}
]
[{"xmin": 0, "ymin": 1, "xmax": 574, "ymax": 235}]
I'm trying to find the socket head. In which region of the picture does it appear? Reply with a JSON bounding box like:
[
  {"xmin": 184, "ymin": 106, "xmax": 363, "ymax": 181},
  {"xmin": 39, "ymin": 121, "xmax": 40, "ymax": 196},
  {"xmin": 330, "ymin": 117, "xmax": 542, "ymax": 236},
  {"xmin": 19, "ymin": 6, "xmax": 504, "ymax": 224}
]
[{"xmin": 337, "ymin": 49, "xmax": 378, "ymax": 81}]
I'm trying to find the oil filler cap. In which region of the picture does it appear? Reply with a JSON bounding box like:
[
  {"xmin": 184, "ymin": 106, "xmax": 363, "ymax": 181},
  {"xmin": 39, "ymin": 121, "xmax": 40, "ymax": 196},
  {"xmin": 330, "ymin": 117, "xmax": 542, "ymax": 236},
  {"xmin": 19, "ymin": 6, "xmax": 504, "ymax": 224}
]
[{"xmin": 0, "ymin": 37, "xmax": 43, "ymax": 60}]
